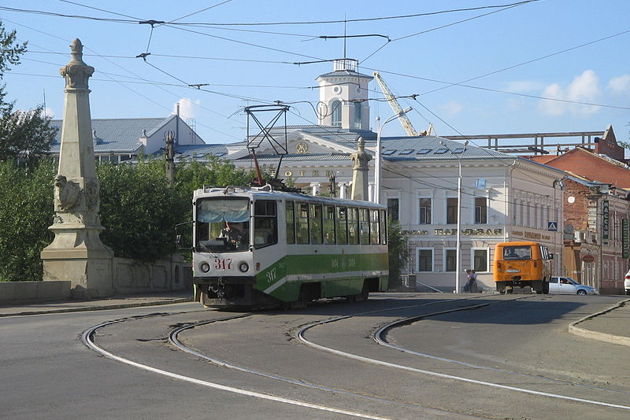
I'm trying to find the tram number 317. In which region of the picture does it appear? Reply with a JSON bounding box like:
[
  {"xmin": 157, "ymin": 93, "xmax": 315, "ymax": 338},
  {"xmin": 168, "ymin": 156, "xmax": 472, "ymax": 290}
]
[{"xmin": 213, "ymin": 258, "xmax": 232, "ymax": 270}]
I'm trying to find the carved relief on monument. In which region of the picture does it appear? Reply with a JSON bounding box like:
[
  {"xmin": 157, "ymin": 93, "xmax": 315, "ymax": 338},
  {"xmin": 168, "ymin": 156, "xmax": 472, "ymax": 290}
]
[
  {"xmin": 84, "ymin": 179, "xmax": 99, "ymax": 210},
  {"xmin": 54, "ymin": 175, "xmax": 81, "ymax": 212}
]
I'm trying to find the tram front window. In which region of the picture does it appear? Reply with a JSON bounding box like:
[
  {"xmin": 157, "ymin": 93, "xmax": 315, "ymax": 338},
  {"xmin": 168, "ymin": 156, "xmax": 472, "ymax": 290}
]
[{"xmin": 196, "ymin": 198, "xmax": 250, "ymax": 252}]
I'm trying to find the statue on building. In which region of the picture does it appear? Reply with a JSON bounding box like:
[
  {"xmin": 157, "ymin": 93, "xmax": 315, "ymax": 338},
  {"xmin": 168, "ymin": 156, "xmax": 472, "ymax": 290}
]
[{"xmin": 350, "ymin": 136, "xmax": 372, "ymax": 201}]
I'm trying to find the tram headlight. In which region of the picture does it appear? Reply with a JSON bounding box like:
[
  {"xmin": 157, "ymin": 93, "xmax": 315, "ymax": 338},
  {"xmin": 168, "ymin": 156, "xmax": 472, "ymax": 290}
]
[
  {"xmin": 238, "ymin": 262, "xmax": 249, "ymax": 273},
  {"xmin": 200, "ymin": 262, "xmax": 210, "ymax": 273}
]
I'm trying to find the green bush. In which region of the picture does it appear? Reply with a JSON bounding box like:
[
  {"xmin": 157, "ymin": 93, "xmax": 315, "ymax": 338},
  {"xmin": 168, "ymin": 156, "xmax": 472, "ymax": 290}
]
[
  {"xmin": 0, "ymin": 157, "xmax": 254, "ymax": 280},
  {"xmin": 0, "ymin": 160, "xmax": 55, "ymax": 281}
]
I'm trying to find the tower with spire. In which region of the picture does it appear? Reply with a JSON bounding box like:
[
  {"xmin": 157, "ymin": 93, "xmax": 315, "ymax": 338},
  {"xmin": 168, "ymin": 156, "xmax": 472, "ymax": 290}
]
[{"xmin": 316, "ymin": 58, "xmax": 372, "ymax": 131}]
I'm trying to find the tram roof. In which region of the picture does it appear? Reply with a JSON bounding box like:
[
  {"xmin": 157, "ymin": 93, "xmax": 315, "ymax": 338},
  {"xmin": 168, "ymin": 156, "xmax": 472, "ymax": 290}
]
[{"xmin": 194, "ymin": 186, "xmax": 386, "ymax": 209}]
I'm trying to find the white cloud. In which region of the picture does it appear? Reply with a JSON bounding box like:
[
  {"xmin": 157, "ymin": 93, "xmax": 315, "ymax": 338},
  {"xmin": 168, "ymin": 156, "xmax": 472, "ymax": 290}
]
[
  {"xmin": 43, "ymin": 107, "xmax": 55, "ymax": 118},
  {"xmin": 608, "ymin": 74, "xmax": 630, "ymax": 95},
  {"xmin": 539, "ymin": 70, "xmax": 601, "ymax": 116},
  {"xmin": 441, "ymin": 100, "xmax": 463, "ymax": 116},
  {"xmin": 174, "ymin": 98, "xmax": 201, "ymax": 120}
]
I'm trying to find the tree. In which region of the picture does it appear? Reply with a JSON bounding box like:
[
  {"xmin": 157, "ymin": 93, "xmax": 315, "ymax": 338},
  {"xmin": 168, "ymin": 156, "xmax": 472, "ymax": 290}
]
[
  {"xmin": 0, "ymin": 22, "xmax": 57, "ymax": 166},
  {"xmin": 387, "ymin": 221, "xmax": 410, "ymax": 290},
  {"xmin": 0, "ymin": 159, "xmax": 55, "ymax": 281}
]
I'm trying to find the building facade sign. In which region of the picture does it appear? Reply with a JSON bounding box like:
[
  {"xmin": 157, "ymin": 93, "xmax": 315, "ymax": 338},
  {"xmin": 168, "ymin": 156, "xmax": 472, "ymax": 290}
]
[
  {"xmin": 623, "ymin": 218, "xmax": 629, "ymax": 259},
  {"xmin": 602, "ymin": 200, "xmax": 609, "ymax": 240},
  {"xmin": 511, "ymin": 230, "xmax": 552, "ymax": 241},
  {"xmin": 403, "ymin": 227, "xmax": 503, "ymax": 236}
]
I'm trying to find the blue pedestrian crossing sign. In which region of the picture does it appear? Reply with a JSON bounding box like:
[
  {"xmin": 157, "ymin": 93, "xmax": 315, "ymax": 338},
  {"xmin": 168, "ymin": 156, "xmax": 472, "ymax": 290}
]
[{"xmin": 548, "ymin": 221, "xmax": 558, "ymax": 231}]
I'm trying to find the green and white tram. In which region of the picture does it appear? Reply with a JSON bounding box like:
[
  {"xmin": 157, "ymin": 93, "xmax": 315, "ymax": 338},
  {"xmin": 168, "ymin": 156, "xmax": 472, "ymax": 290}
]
[{"xmin": 192, "ymin": 185, "xmax": 389, "ymax": 308}]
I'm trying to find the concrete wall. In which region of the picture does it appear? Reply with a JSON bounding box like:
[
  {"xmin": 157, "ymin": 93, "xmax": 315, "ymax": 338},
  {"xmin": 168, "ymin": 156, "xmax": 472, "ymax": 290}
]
[
  {"xmin": 1, "ymin": 257, "xmax": 192, "ymax": 305},
  {"xmin": 0, "ymin": 281, "xmax": 71, "ymax": 305},
  {"xmin": 113, "ymin": 256, "xmax": 190, "ymax": 295}
]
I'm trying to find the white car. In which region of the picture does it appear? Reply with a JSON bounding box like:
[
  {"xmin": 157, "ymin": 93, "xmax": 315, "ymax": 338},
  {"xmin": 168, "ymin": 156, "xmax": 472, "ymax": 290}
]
[
  {"xmin": 549, "ymin": 276, "xmax": 598, "ymax": 295},
  {"xmin": 625, "ymin": 269, "xmax": 630, "ymax": 295}
]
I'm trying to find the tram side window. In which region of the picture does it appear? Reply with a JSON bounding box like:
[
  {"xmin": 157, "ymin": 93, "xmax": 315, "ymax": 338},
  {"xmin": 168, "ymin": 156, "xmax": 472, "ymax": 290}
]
[
  {"xmin": 310, "ymin": 204, "xmax": 323, "ymax": 244},
  {"xmin": 379, "ymin": 210, "xmax": 387, "ymax": 244},
  {"xmin": 348, "ymin": 207, "xmax": 359, "ymax": 244},
  {"xmin": 254, "ymin": 200, "xmax": 277, "ymax": 249},
  {"xmin": 369, "ymin": 209, "xmax": 380, "ymax": 244},
  {"xmin": 359, "ymin": 208, "xmax": 370, "ymax": 244},
  {"xmin": 323, "ymin": 205, "xmax": 336, "ymax": 244},
  {"xmin": 296, "ymin": 203, "xmax": 309, "ymax": 244},
  {"xmin": 286, "ymin": 201, "xmax": 295, "ymax": 244},
  {"xmin": 336, "ymin": 207, "xmax": 348, "ymax": 244}
]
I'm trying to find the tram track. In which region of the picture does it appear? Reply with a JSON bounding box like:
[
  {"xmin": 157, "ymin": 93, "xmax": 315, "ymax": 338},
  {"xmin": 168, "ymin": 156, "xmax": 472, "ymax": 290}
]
[
  {"xmin": 296, "ymin": 294, "xmax": 630, "ymax": 412},
  {"xmin": 80, "ymin": 294, "xmax": 630, "ymax": 418},
  {"xmin": 81, "ymin": 297, "xmax": 498, "ymax": 419},
  {"xmin": 82, "ymin": 310, "xmax": 397, "ymax": 420}
]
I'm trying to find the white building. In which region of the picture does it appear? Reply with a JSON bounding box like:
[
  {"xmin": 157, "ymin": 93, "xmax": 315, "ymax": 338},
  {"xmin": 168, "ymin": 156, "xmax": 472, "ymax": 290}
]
[{"xmin": 221, "ymin": 59, "xmax": 567, "ymax": 292}]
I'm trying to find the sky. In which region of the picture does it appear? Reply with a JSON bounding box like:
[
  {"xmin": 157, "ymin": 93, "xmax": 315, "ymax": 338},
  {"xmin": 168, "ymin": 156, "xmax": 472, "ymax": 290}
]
[{"xmin": 2, "ymin": 0, "xmax": 630, "ymax": 148}]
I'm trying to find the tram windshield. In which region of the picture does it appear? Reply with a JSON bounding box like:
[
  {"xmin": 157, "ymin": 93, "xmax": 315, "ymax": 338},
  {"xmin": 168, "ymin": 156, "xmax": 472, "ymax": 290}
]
[{"xmin": 195, "ymin": 198, "xmax": 250, "ymax": 252}]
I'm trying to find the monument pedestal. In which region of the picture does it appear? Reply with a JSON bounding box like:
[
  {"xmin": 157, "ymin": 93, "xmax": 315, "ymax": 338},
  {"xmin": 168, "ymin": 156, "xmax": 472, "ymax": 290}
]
[{"xmin": 42, "ymin": 224, "xmax": 114, "ymax": 299}]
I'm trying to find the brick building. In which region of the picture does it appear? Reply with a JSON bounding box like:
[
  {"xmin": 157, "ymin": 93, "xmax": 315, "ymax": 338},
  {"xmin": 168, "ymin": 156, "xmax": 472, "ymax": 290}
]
[{"xmin": 530, "ymin": 139, "xmax": 630, "ymax": 293}]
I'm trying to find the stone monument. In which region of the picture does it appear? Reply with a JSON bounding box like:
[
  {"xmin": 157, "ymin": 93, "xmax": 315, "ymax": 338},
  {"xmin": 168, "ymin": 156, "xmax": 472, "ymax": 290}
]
[
  {"xmin": 350, "ymin": 136, "xmax": 372, "ymax": 201},
  {"xmin": 41, "ymin": 39, "xmax": 114, "ymax": 298}
]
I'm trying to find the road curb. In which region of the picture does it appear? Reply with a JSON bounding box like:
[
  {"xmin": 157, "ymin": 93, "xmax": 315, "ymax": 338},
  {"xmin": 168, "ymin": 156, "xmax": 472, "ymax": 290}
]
[
  {"xmin": 568, "ymin": 298, "xmax": 630, "ymax": 347},
  {"xmin": 0, "ymin": 297, "xmax": 192, "ymax": 317}
]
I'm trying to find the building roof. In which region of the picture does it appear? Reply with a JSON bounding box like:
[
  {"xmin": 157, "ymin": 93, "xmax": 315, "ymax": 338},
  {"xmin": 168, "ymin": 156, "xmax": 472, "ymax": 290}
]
[
  {"xmin": 175, "ymin": 143, "xmax": 229, "ymax": 159},
  {"xmin": 49, "ymin": 117, "xmax": 167, "ymax": 153},
  {"xmin": 316, "ymin": 70, "xmax": 373, "ymax": 80},
  {"xmin": 379, "ymin": 135, "xmax": 510, "ymax": 161},
  {"xmin": 532, "ymin": 147, "xmax": 630, "ymax": 189}
]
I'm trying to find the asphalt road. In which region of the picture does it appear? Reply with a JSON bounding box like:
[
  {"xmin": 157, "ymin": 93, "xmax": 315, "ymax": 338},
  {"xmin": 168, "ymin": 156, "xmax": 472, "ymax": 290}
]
[{"xmin": 1, "ymin": 293, "xmax": 629, "ymax": 419}]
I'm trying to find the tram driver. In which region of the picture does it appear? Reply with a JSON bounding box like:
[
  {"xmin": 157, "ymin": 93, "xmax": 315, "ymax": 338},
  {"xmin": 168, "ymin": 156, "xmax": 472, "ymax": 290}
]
[{"xmin": 219, "ymin": 221, "xmax": 243, "ymax": 249}]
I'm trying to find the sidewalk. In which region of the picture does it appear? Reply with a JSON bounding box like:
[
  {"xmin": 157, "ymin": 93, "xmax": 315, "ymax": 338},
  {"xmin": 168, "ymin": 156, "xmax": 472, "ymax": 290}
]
[
  {"xmin": 0, "ymin": 290, "xmax": 192, "ymax": 317},
  {"xmin": 568, "ymin": 298, "xmax": 630, "ymax": 347}
]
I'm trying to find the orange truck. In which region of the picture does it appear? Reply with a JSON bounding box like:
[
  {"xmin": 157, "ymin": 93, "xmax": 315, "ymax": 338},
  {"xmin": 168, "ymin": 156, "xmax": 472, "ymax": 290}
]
[{"xmin": 493, "ymin": 241, "xmax": 553, "ymax": 294}]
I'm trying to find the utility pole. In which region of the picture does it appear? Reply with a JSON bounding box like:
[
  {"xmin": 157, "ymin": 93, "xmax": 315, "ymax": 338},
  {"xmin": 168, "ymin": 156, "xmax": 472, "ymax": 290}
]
[{"xmin": 165, "ymin": 130, "xmax": 175, "ymax": 185}]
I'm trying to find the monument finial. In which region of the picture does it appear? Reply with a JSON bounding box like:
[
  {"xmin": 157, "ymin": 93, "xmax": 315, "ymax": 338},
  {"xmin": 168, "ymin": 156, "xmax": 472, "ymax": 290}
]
[
  {"xmin": 60, "ymin": 38, "xmax": 94, "ymax": 89},
  {"xmin": 70, "ymin": 39, "xmax": 84, "ymax": 60}
]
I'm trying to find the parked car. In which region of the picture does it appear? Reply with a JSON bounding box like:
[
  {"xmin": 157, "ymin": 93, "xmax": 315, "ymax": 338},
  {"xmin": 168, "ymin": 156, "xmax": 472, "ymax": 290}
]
[
  {"xmin": 625, "ymin": 269, "xmax": 630, "ymax": 295},
  {"xmin": 549, "ymin": 277, "xmax": 598, "ymax": 295}
]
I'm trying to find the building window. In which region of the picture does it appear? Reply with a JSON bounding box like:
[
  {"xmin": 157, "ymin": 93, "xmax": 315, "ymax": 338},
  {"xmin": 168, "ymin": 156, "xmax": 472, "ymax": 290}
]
[
  {"xmin": 353, "ymin": 102, "xmax": 362, "ymax": 129},
  {"xmin": 419, "ymin": 198, "xmax": 432, "ymax": 224},
  {"xmin": 447, "ymin": 197, "xmax": 458, "ymax": 224},
  {"xmin": 475, "ymin": 197, "xmax": 487, "ymax": 224},
  {"xmin": 387, "ymin": 198, "xmax": 399, "ymax": 222},
  {"xmin": 444, "ymin": 248, "xmax": 457, "ymax": 272},
  {"xmin": 472, "ymin": 249, "xmax": 488, "ymax": 272},
  {"xmin": 417, "ymin": 249, "xmax": 433, "ymax": 272},
  {"xmin": 331, "ymin": 99, "xmax": 342, "ymax": 127}
]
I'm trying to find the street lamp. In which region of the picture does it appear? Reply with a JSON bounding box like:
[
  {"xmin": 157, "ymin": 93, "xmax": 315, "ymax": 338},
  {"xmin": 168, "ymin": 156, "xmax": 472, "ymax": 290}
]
[
  {"xmin": 440, "ymin": 139, "xmax": 468, "ymax": 293},
  {"xmin": 375, "ymin": 107, "xmax": 412, "ymax": 204}
]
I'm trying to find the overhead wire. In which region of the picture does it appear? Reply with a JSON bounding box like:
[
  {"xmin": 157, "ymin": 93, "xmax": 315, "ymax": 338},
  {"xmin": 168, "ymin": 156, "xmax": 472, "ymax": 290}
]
[{"xmin": 360, "ymin": 0, "xmax": 538, "ymax": 64}]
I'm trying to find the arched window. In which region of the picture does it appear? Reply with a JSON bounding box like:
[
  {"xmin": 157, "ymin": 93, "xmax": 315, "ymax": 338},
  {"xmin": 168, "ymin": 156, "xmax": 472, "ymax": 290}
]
[
  {"xmin": 353, "ymin": 102, "xmax": 362, "ymax": 129},
  {"xmin": 331, "ymin": 99, "xmax": 342, "ymax": 127}
]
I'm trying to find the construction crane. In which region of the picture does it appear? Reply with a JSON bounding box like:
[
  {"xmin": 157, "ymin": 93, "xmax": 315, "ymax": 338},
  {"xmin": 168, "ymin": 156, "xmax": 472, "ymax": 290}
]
[{"xmin": 373, "ymin": 71, "xmax": 432, "ymax": 136}]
